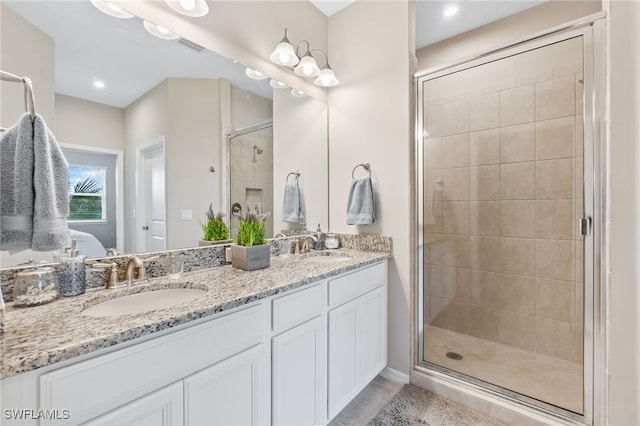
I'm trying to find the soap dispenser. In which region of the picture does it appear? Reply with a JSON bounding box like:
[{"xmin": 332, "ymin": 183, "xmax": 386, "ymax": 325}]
[
  {"xmin": 56, "ymin": 240, "xmax": 87, "ymax": 297},
  {"xmin": 314, "ymin": 224, "xmax": 325, "ymax": 250}
]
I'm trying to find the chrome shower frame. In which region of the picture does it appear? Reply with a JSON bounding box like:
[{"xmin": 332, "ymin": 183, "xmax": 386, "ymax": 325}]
[{"xmin": 414, "ymin": 13, "xmax": 606, "ymax": 425}]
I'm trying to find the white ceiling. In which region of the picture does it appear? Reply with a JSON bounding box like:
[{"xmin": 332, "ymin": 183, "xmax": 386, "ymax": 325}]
[
  {"xmin": 415, "ymin": 0, "xmax": 547, "ymax": 48},
  {"xmin": 5, "ymin": 0, "xmax": 547, "ymax": 109},
  {"xmin": 4, "ymin": 0, "xmax": 273, "ymax": 108}
]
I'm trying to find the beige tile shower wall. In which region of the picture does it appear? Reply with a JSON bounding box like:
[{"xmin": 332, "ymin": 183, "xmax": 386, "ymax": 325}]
[{"xmin": 424, "ymin": 67, "xmax": 584, "ymax": 363}]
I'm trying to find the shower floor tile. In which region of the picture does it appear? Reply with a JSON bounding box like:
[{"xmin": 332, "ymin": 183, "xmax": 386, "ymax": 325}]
[{"xmin": 423, "ymin": 325, "xmax": 583, "ymax": 414}]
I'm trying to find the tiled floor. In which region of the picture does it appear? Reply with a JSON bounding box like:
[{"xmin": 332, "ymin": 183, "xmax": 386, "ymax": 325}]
[
  {"xmin": 328, "ymin": 376, "xmax": 404, "ymax": 426},
  {"xmin": 423, "ymin": 325, "xmax": 583, "ymax": 414}
]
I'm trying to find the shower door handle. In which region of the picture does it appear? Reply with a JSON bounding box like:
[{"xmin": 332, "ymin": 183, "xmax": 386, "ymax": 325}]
[{"xmin": 580, "ymin": 217, "xmax": 592, "ymax": 236}]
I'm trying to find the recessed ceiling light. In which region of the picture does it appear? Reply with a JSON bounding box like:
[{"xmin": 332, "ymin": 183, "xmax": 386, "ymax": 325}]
[
  {"xmin": 143, "ymin": 20, "xmax": 179, "ymax": 40},
  {"xmin": 443, "ymin": 5, "xmax": 459, "ymax": 17},
  {"xmin": 93, "ymin": 80, "xmax": 105, "ymax": 89}
]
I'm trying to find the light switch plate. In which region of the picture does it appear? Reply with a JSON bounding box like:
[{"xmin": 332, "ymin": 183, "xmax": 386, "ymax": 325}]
[{"xmin": 181, "ymin": 210, "xmax": 192, "ymax": 220}]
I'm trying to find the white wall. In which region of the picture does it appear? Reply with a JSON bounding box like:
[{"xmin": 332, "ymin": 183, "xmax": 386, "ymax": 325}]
[
  {"xmin": 166, "ymin": 78, "xmax": 223, "ymax": 249},
  {"xmin": 604, "ymin": 1, "xmax": 640, "ymax": 423},
  {"xmin": 123, "ymin": 80, "xmax": 169, "ymax": 252},
  {"xmin": 328, "ymin": 1, "xmax": 412, "ymax": 377},
  {"xmin": 124, "ymin": 78, "xmax": 224, "ymax": 251},
  {"xmin": 0, "ymin": 3, "xmax": 55, "ymax": 131},
  {"xmin": 55, "ymin": 94, "xmax": 125, "ymax": 151},
  {"xmin": 273, "ymin": 89, "xmax": 328, "ymax": 234}
]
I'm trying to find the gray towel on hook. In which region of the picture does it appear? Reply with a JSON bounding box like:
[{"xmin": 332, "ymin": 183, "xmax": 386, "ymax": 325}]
[
  {"xmin": 282, "ymin": 180, "xmax": 306, "ymax": 223},
  {"xmin": 31, "ymin": 114, "xmax": 70, "ymax": 251},
  {"xmin": 346, "ymin": 176, "xmax": 375, "ymax": 225},
  {"xmin": 0, "ymin": 113, "xmax": 35, "ymax": 252}
]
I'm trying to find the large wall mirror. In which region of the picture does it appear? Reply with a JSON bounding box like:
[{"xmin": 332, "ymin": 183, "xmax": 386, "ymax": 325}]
[{"xmin": 1, "ymin": 1, "xmax": 328, "ymax": 267}]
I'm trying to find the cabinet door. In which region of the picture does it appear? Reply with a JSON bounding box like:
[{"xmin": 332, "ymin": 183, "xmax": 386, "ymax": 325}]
[
  {"xmin": 184, "ymin": 344, "xmax": 267, "ymax": 426},
  {"xmin": 360, "ymin": 286, "xmax": 387, "ymax": 384},
  {"xmin": 272, "ymin": 316, "xmax": 326, "ymax": 426},
  {"xmin": 327, "ymin": 298, "xmax": 359, "ymax": 420},
  {"xmin": 83, "ymin": 381, "xmax": 183, "ymax": 426}
]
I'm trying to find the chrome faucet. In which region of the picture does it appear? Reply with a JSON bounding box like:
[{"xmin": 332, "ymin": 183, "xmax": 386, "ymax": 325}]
[{"xmin": 298, "ymin": 235, "xmax": 318, "ymax": 253}]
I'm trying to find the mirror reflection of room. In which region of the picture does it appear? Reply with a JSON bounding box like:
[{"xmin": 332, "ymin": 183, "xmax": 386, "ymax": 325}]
[{"xmin": 0, "ymin": 0, "xmax": 328, "ymax": 267}]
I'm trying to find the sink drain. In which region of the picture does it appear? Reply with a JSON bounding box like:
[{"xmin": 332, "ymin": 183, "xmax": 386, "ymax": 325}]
[{"xmin": 446, "ymin": 351, "xmax": 463, "ymax": 360}]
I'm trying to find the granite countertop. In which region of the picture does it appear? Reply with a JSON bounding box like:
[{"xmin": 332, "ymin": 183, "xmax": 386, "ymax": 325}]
[{"xmin": 1, "ymin": 249, "xmax": 389, "ymax": 379}]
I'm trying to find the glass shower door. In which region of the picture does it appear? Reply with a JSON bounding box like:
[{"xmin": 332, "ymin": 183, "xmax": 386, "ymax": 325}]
[{"xmin": 418, "ymin": 35, "xmax": 589, "ymax": 416}]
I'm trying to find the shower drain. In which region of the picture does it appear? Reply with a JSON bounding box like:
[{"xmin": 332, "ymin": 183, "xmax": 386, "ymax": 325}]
[{"xmin": 445, "ymin": 351, "xmax": 463, "ymax": 360}]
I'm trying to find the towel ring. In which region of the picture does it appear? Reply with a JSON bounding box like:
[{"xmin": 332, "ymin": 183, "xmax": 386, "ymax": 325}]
[
  {"xmin": 286, "ymin": 171, "xmax": 300, "ymax": 183},
  {"xmin": 0, "ymin": 71, "xmax": 36, "ymax": 121},
  {"xmin": 351, "ymin": 162, "xmax": 371, "ymax": 179}
]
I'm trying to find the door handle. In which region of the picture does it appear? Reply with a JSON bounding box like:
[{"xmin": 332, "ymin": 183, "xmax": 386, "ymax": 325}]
[{"xmin": 142, "ymin": 225, "xmax": 149, "ymax": 231}]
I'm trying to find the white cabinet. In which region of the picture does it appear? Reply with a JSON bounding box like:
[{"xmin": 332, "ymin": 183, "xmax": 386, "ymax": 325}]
[
  {"xmin": 272, "ymin": 316, "xmax": 326, "ymax": 425},
  {"xmin": 1, "ymin": 259, "xmax": 388, "ymax": 426},
  {"xmin": 184, "ymin": 345, "xmax": 267, "ymax": 426},
  {"xmin": 84, "ymin": 382, "xmax": 183, "ymax": 426},
  {"xmin": 327, "ymin": 262, "xmax": 388, "ymax": 421},
  {"xmin": 38, "ymin": 304, "xmax": 266, "ymax": 426}
]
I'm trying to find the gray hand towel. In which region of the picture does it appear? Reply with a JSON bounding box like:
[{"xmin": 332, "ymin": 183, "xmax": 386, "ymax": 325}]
[
  {"xmin": 31, "ymin": 114, "xmax": 70, "ymax": 251},
  {"xmin": 282, "ymin": 181, "xmax": 306, "ymax": 223},
  {"xmin": 1, "ymin": 114, "xmax": 35, "ymax": 252},
  {"xmin": 346, "ymin": 176, "xmax": 375, "ymax": 225}
]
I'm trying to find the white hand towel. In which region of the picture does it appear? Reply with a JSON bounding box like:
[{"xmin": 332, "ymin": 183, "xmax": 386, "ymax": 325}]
[
  {"xmin": 1, "ymin": 114, "xmax": 35, "ymax": 252},
  {"xmin": 282, "ymin": 181, "xmax": 306, "ymax": 223},
  {"xmin": 346, "ymin": 176, "xmax": 375, "ymax": 225},
  {"xmin": 31, "ymin": 114, "xmax": 70, "ymax": 251}
]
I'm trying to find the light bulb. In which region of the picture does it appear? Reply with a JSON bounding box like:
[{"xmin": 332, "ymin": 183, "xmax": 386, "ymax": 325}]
[
  {"xmin": 303, "ymin": 65, "xmax": 313, "ymax": 76},
  {"xmin": 294, "ymin": 55, "xmax": 320, "ymax": 78},
  {"xmin": 443, "ymin": 6, "xmax": 458, "ymax": 17},
  {"xmin": 279, "ymin": 52, "xmax": 291, "ymax": 63}
]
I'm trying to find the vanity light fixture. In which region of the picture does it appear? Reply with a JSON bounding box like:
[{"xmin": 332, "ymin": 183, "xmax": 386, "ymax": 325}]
[
  {"xmin": 143, "ymin": 20, "xmax": 180, "ymax": 40},
  {"xmin": 90, "ymin": 0, "xmax": 134, "ymax": 19},
  {"xmin": 310, "ymin": 50, "xmax": 339, "ymax": 87},
  {"xmin": 93, "ymin": 80, "xmax": 105, "ymax": 89},
  {"xmin": 164, "ymin": 0, "xmax": 209, "ymax": 17},
  {"xmin": 269, "ymin": 29, "xmax": 299, "ymax": 67},
  {"xmin": 291, "ymin": 89, "xmax": 306, "ymax": 97},
  {"xmin": 270, "ymin": 79, "xmax": 288, "ymax": 89},
  {"xmin": 245, "ymin": 67, "xmax": 268, "ymax": 80},
  {"xmin": 270, "ymin": 28, "xmax": 339, "ymax": 87},
  {"xmin": 293, "ymin": 42, "xmax": 320, "ymax": 77}
]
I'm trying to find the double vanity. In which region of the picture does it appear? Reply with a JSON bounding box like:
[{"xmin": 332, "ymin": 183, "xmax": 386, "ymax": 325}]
[{"xmin": 1, "ymin": 245, "xmax": 389, "ymax": 426}]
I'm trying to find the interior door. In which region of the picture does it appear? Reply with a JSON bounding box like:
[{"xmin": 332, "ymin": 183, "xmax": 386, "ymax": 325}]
[{"xmin": 137, "ymin": 140, "xmax": 166, "ymax": 252}]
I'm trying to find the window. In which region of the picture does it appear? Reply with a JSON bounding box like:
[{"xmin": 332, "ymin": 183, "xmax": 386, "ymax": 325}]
[{"xmin": 68, "ymin": 165, "xmax": 107, "ymax": 221}]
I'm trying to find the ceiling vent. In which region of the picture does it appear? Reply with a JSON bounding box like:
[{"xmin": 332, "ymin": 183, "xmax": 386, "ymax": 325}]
[{"xmin": 177, "ymin": 38, "xmax": 205, "ymax": 53}]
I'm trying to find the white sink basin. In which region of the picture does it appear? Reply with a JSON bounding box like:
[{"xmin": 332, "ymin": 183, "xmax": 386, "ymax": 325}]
[
  {"xmin": 81, "ymin": 288, "xmax": 207, "ymax": 318},
  {"xmin": 301, "ymin": 255, "xmax": 352, "ymax": 264}
]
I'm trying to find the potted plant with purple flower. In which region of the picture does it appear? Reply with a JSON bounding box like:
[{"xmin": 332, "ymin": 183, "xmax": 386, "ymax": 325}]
[
  {"xmin": 231, "ymin": 202, "xmax": 271, "ymax": 271},
  {"xmin": 199, "ymin": 204, "xmax": 231, "ymax": 246}
]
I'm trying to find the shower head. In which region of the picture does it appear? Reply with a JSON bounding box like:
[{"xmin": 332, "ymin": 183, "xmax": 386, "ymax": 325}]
[{"xmin": 252, "ymin": 145, "xmax": 263, "ymax": 155}]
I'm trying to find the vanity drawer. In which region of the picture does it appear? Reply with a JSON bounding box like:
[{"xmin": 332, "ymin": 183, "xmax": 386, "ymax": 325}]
[
  {"xmin": 272, "ymin": 283, "xmax": 326, "ymax": 333},
  {"xmin": 328, "ymin": 261, "xmax": 387, "ymax": 307},
  {"xmin": 39, "ymin": 304, "xmax": 265, "ymax": 425}
]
